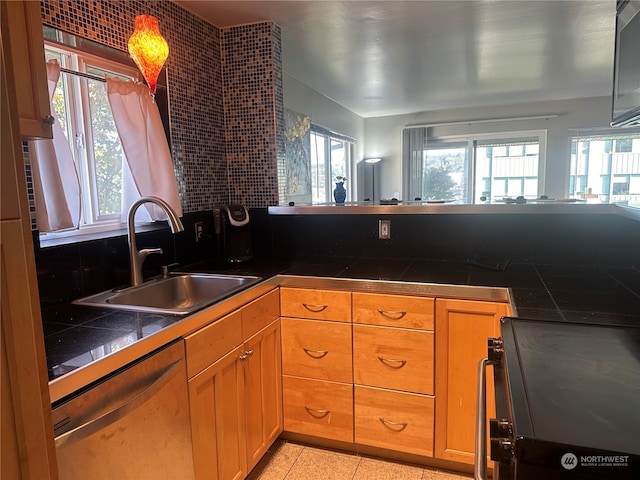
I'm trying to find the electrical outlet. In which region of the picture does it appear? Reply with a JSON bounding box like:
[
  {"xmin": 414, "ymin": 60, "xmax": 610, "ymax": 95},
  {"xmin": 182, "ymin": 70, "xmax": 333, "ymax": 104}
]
[
  {"xmin": 195, "ymin": 221, "xmax": 203, "ymax": 242},
  {"xmin": 379, "ymin": 219, "xmax": 391, "ymax": 239}
]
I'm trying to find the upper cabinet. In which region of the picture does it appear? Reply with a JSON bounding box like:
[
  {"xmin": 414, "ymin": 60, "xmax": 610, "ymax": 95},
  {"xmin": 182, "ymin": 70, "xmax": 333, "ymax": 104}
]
[{"xmin": 2, "ymin": 1, "xmax": 53, "ymax": 139}]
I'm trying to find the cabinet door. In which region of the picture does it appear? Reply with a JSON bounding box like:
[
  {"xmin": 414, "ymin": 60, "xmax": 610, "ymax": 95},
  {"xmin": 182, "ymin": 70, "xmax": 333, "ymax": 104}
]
[
  {"xmin": 189, "ymin": 346, "xmax": 247, "ymax": 480},
  {"xmin": 434, "ymin": 299, "xmax": 510, "ymax": 465},
  {"xmin": 2, "ymin": 1, "xmax": 53, "ymax": 139},
  {"xmin": 243, "ymin": 320, "xmax": 283, "ymax": 472}
]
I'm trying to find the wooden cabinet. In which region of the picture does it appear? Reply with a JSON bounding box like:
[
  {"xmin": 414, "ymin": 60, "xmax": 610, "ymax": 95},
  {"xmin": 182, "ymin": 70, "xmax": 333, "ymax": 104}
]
[
  {"xmin": 187, "ymin": 290, "xmax": 282, "ymax": 480},
  {"xmin": 280, "ymin": 287, "xmax": 351, "ymax": 322},
  {"xmin": 352, "ymin": 293, "xmax": 436, "ymax": 456},
  {"xmin": 354, "ymin": 385, "xmax": 434, "ymax": 456},
  {"xmin": 243, "ymin": 319, "xmax": 282, "ymax": 471},
  {"xmin": 283, "ymin": 376, "xmax": 353, "ymax": 443},
  {"xmin": 189, "ymin": 345, "xmax": 247, "ymax": 480},
  {"xmin": 353, "ymin": 324, "xmax": 433, "ymax": 395},
  {"xmin": 353, "ymin": 292, "xmax": 434, "ymax": 330},
  {"xmin": 434, "ymin": 298, "xmax": 511, "ymax": 465},
  {"xmin": 2, "ymin": 1, "xmax": 53, "ymax": 139},
  {"xmin": 281, "ymin": 317, "xmax": 352, "ymax": 383},
  {"xmin": 280, "ymin": 288, "xmax": 353, "ymax": 441},
  {"xmin": 0, "ymin": 17, "xmax": 57, "ymax": 479}
]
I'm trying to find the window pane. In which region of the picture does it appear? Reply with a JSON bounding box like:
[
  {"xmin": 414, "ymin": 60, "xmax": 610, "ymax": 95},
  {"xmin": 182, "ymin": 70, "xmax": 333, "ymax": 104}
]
[
  {"xmin": 569, "ymin": 133, "xmax": 640, "ymax": 204},
  {"xmin": 475, "ymin": 139, "xmax": 539, "ymax": 202},
  {"xmin": 330, "ymin": 139, "xmax": 348, "ymax": 200},
  {"xmin": 310, "ymin": 133, "xmax": 326, "ymax": 204},
  {"xmin": 86, "ymin": 74, "xmax": 123, "ymax": 217},
  {"xmin": 423, "ymin": 146, "xmax": 468, "ymax": 202}
]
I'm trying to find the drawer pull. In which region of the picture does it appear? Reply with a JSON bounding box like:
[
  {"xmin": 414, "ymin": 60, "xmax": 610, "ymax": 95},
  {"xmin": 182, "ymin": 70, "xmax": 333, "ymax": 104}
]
[
  {"xmin": 377, "ymin": 356, "xmax": 407, "ymax": 368},
  {"xmin": 379, "ymin": 417, "xmax": 408, "ymax": 432},
  {"xmin": 304, "ymin": 406, "xmax": 330, "ymax": 418},
  {"xmin": 302, "ymin": 303, "xmax": 328, "ymax": 312},
  {"xmin": 377, "ymin": 309, "xmax": 407, "ymax": 320},
  {"xmin": 303, "ymin": 348, "xmax": 329, "ymax": 359}
]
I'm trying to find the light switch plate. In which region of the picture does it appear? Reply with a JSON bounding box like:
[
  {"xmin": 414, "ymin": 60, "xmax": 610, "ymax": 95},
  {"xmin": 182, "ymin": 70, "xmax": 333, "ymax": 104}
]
[{"xmin": 379, "ymin": 219, "xmax": 391, "ymax": 239}]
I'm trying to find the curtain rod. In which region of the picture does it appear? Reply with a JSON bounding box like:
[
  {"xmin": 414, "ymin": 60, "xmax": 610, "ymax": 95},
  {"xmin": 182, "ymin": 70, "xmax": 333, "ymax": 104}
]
[
  {"xmin": 403, "ymin": 114, "xmax": 559, "ymax": 130},
  {"xmin": 60, "ymin": 67, "xmax": 106, "ymax": 83},
  {"xmin": 59, "ymin": 68, "xmax": 167, "ymax": 91}
]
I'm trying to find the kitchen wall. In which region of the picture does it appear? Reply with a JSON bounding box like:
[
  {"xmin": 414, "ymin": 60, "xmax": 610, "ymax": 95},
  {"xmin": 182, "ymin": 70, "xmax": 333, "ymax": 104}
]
[
  {"xmin": 363, "ymin": 96, "xmax": 614, "ymax": 200},
  {"xmin": 38, "ymin": 0, "xmax": 283, "ymax": 212}
]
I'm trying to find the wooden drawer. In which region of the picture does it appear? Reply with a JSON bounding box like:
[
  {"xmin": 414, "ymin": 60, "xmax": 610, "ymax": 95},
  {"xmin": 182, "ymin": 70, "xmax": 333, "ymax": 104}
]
[
  {"xmin": 355, "ymin": 385, "xmax": 434, "ymax": 457},
  {"xmin": 281, "ymin": 317, "xmax": 352, "ymax": 383},
  {"xmin": 353, "ymin": 325, "xmax": 434, "ymax": 395},
  {"xmin": 353, "ymin": 292, "xmax": 434, "ymax": 330},
  {"xmin": 280, "ymin": 287, "xmax": 351, "ymax": 322},
  {"xmin": 241, "ymin": 288, "xmax": 280, "ymax": 340},
  {"xmin": 185, "ymin": 311, "xmax": 242, "ymax": 379},
  {"xmin": 283, "ymin": 375, "xmax": 353, "ymax": 443}
]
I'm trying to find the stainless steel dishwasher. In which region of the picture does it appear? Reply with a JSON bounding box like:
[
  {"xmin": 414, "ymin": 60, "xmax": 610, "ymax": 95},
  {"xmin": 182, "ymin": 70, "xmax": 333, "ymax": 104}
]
[{"xmin": 52, "ymin": 340, "xmax": 195, "ymax": 479}]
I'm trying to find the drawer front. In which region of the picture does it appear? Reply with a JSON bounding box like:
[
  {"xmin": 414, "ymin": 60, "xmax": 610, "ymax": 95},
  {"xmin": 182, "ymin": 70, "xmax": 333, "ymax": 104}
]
[
  {"xmin": 241, "ymin": 288, "xmax": 280, "ymax": 340},
  {"xmin": 185, "ymin": 311, "xmax": 242, "ymax": 379},
  {"xmin": 353, "ymin": 292, "xmax": 434, "ymax": 330},
  {"xmin": 353, "ymin": 325, "xmax": 434, "ymax": 395},
  {"xmin": 281, "ymin": 318, "xmax": 352, "ymax": 383},
  {"xmin": 280, "ymin": 287, "xmax": 351, "ymax": 322},
  {"xmin": 283, "ymin": 375, "xmax": 353, "ymax": 443},
  {"xmin": 355, "ymin": 385, "xmax": 434, "ymax": 457}
]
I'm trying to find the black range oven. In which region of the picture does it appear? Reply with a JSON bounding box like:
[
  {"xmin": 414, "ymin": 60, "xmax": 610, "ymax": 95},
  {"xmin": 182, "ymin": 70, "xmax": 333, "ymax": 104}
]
[{"xmin": 475, "ymin": 317, "xmax": 640, "ymax": 480}]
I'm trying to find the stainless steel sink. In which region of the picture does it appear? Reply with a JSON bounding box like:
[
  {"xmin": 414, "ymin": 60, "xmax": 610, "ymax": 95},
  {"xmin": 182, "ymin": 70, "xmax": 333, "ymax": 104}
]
[{"xmin": 73, "ymin": 273, "xmax": 262, "ymax": 315}]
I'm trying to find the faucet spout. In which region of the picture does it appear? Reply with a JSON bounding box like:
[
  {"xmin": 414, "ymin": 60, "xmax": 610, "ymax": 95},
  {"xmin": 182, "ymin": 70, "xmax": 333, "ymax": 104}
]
[{"xmin": 127, "ymin": 196, "xmax": 184, "ymax": 287}]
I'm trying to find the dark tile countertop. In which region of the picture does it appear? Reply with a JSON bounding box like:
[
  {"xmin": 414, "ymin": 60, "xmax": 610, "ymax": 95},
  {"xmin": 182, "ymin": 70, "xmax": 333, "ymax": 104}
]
[{"xmin": 42, "ymin": 257, "xmax": 640, "ymax": 387}]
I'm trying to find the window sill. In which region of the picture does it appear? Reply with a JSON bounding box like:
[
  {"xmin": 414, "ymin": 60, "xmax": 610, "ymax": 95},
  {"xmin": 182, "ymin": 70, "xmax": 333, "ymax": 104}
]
[{"xmin": 38, "ymin": 223, "xmax": 168, "ymax": 249}]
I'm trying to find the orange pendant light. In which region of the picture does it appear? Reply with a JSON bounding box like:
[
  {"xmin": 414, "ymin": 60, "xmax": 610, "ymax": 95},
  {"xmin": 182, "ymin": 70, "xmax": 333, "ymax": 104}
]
[{"xmin": 127, "ymin": 15, "xmax": 169, "ymax": 95}]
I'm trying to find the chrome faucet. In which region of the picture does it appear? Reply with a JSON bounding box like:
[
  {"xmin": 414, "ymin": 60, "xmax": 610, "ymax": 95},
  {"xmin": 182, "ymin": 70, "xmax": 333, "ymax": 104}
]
[{"xmin": 127, "ymin": 196, "xmax": 184, "ymax": 287}]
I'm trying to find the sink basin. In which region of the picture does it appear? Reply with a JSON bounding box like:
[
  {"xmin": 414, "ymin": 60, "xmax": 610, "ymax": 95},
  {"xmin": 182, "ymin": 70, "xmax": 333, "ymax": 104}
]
[{"xmin": 73, "ymin": 273, "xmax": 262, "ymax": 315}]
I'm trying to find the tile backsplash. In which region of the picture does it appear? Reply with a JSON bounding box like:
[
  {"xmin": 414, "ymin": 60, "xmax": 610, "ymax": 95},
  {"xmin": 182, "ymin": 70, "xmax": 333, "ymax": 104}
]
[{"xmin": 34, "ymin": 0, "xmax": 283, "ymax": 223}]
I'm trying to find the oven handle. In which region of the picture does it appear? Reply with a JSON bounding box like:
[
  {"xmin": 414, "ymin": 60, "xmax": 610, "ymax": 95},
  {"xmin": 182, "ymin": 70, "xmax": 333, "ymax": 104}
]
[{"xmin": 474, "ymin": 357, "xmax": 490, "ymax": 480}]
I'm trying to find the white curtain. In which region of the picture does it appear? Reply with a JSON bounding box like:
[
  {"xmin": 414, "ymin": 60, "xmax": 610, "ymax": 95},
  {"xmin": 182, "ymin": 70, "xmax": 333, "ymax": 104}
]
[
  {"xmin": 402, "ymin": 127, "xmax": 426, "ymax": 201},
  {"xmin": 30, "ymin": 59, "xmax": 81, "ymax": 232},
  {"xmin": 105, "ymin": 76, "xmax": 182, "ymax": 221}
]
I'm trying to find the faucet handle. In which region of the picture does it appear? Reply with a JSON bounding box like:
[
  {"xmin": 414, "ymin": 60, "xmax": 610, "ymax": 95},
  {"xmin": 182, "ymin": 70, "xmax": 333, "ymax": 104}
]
[
  {"xmin": 161, "ymin": 263, "xmax": 179, "ymax": 278},
  {"xmin": 140, "ymin": 247, "xmax": 163, "ymax": 257}
]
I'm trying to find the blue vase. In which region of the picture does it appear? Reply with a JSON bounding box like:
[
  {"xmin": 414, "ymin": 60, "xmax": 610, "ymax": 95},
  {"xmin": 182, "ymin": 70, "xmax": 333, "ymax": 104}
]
[{"xmin": 333, "ymin": 182, "xmax": 346, "ymax": 204}]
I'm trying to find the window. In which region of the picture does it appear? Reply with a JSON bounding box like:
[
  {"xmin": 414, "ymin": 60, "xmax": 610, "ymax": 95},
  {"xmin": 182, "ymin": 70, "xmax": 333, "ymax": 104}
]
[
  {"xmin": 410, "ymin": 130, "xmax": 545, "ymax": 204},
  {"xmin": 569, "ymin": 132, "xmax": 640, "ymax": 206},
  {"xmin": 310, "ymin": 126, "xmax": 355, "ymax": 204},
  {"xmin": 43, "ymin": 42, "xmax": 141, "ymax": 234}
]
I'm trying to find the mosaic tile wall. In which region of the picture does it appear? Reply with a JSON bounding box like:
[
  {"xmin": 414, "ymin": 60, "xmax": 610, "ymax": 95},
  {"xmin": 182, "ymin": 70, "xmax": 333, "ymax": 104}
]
[
  {"xmin": 29, "ymin": 0, "xmax": 284, "ymax": 222},
  {"xmin": 221, "ymin": 22, "xmax": 281, "ymax": 207}
]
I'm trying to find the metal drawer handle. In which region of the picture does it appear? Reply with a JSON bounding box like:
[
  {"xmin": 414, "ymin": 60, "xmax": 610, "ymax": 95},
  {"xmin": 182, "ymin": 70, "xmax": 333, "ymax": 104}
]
[
  {"xmin": 379, "ymin": 417, "xmax": 408, "ymax": 431},
  {"xmin": 377, "ymin": 356, "xmax": 407, "ymax": 368},
  {"xmin": 377, "ymin": 309, "xmax": 407, "ymax": 320},
  {"xmin": 302, "ymin": 303, "xmax": 328, "ymax": 312},
  {"xmin": 304, "ymin": 406, "xmax": 330, "ymax": 418},
  {"xmin": 303, "ymin": 348, "xmax": 329, "ymax": 359}
]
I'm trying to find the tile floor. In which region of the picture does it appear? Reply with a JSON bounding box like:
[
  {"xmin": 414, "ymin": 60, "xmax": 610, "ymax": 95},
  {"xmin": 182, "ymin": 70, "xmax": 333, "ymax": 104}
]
[{"xmin": 247, "ymin": 440, "xmax": 472, "ymax": 480}]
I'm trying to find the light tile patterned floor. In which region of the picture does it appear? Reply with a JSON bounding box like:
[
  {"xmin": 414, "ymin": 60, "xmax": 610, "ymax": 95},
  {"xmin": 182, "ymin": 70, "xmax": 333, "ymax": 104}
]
[{"xmin": 247, "ymin": 440, "xmax": 472, "ymax": 480}]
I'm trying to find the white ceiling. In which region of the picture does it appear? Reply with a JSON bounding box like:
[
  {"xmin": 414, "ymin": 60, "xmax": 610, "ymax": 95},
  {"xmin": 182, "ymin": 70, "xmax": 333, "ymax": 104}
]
[{"xmin": 174, "ymin": 1, "xmax": 616, "ymax": 118}]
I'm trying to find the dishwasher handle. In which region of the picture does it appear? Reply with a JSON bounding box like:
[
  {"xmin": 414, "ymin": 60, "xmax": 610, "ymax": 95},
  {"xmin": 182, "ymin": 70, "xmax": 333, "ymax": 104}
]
[{"xmin": 55, "ymin": 358, "xmax": 182, "ymax": 447}]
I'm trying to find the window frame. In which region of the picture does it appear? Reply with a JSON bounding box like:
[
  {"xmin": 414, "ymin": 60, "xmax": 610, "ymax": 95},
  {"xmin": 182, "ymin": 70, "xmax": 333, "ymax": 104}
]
[
  {"xmin": 422, "ymin": 129, "xmax": 547, "ymax": 203},
  {"xmin": 41, "ymin": 41, "xmax": 142, "ymax": 240},
  {"xmin": 310, "ymin": 126, "xmax": 355, "ymax": 204}
]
